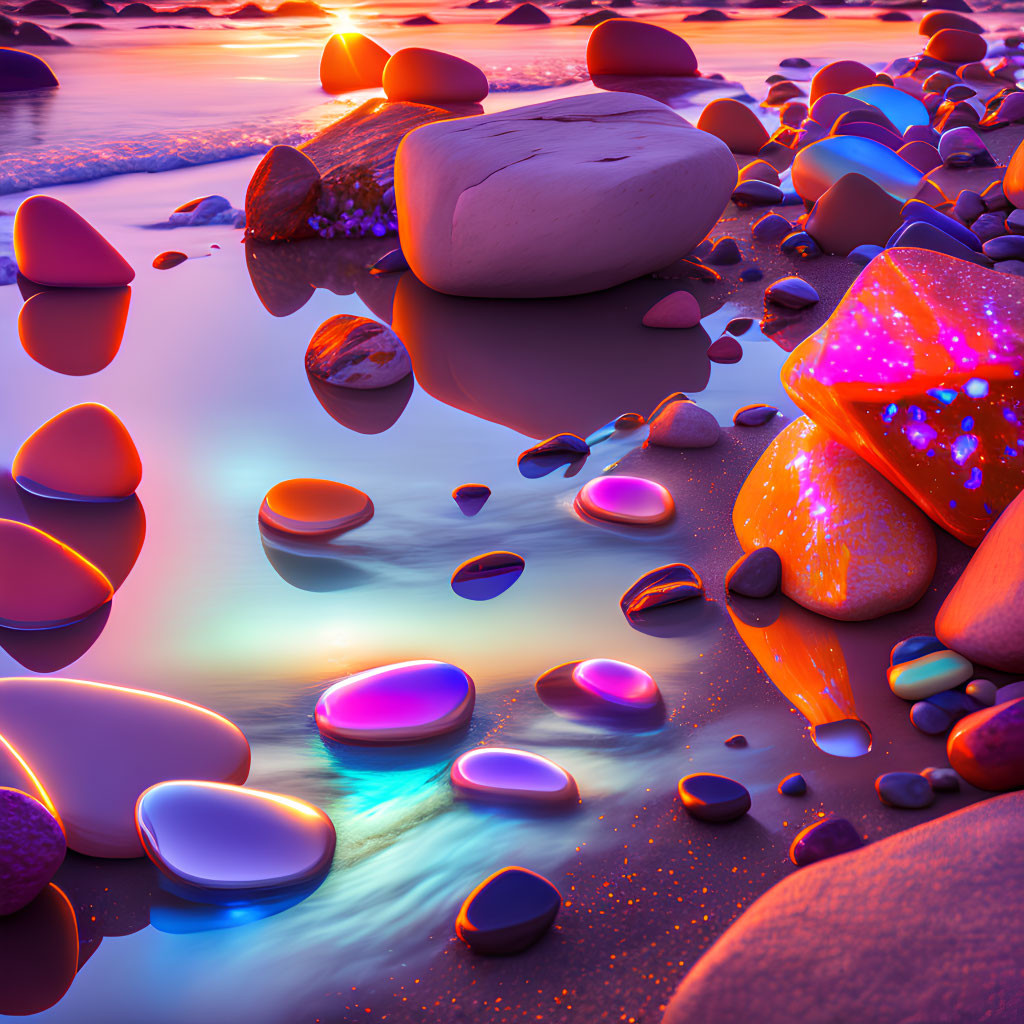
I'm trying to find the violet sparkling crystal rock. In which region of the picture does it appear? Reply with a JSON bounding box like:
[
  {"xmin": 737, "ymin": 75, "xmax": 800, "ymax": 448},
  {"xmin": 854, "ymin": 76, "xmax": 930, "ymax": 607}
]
[
  {"xmin": 315, "ymin": 660, "xmax": 475, "ymax": 743},
  {"xmin": 450, "ymin": 748, "xmax": 578, "ymax": 806},
  {"xmin": 0, "ymin": 788, "xmax": 66, "ymax": 916},
  {"xmin": 620, "ymin": 564, "xmax": 704, "ymax": 619},
  {"xmin": 450, "ymin": 551, "xmax": 525, "ymax": 601},
  {"xmin": 575, "ymin": 475, "xmax": 674, "ymax": 526},
  {"xmin": 456, "ymin": 866, "xmax": 561, "ymax": 954},
  {"xmin": 136, "ymin": 782, "xmax": 336, "ymax": 902},
  {"xmin": 304, "ymin": 315, "xmax": 411, "ymax": 390}
]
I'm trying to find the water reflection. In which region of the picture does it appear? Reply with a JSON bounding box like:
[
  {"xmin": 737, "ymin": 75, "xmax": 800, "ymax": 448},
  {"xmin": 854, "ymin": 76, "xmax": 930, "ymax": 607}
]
[
  {"xmin": 590, "ymin": 74, "xmax": 752, "ymax": 111},
  {"xmin": 391, "ymin": 273, "xmax": 713, "ymax": 439},
  {"xmin": 260, "ymin": 523, "xmax": 374, "ymax": 593},
  {"xmin": 306, "ymin": 371, "xmax": 414, "ymax": 435},
  {"xmin": 0, "ymin": 604, "xmax": 111, "ymax": 673},
  {"xmin": 150, "ymin": 883, "xmax": 319, "ymax": 935}
]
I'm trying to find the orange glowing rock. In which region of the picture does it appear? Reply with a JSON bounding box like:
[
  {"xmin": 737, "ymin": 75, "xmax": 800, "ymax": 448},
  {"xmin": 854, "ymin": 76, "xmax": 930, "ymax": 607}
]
[
  {"xmin": 13, "ymin": 403, "xmax": 142, "ymax": 502},
  {"xmin": 781, "ymin": 249, "xmax": 1024, "ymax": 546},
  {"xmin": 733, "ymin": 417, "xmax": 936, "ymax": 620},
  {"xmin": 319, "ymin": 32, "xmax": 390, "ymax": 94},
  {"xmin": 13, "ymin": 195, "xmax": 134, "ymax": 288},
  {"xmin": 259, "ymin": 478, "xmax": 374, "ymax": 537},
  {"xmin": 0, "ymin": 520, "xmax": 113, "ymax": 630}
]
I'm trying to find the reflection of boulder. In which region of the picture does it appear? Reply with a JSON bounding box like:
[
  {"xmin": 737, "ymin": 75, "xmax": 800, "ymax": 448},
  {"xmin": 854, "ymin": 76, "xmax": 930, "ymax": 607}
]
[
  {"xmin": 306, "ymin": 371, "xmax": 413, "ymax": 435},
  {"xmin": 391, "ymin": 273, "xmax": 712, "ymax": 439},
  {"xmin": 260, "ymin": 524, "xmax": 376, "ymax": 592},
  {"xmin": 0, "ymin": 603, "xmax": 109, "ymax": 672}
]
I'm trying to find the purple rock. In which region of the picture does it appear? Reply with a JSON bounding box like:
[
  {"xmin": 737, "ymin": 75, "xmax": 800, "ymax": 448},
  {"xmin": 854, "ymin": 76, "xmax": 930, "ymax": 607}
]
[
  {"xmin": 764, "ymin": 276, "xmax": 818, "ymax": 309},
  {"xmin": 724, "ymin": 734, "xmax": 748, "ymax": 748},
  {"xmin": 875, "ymin": 771, "xmax": 934, "ymax": 809},
  {"xmin": 732, "ymin": 181, "xmax": 784, "ymax": 207},
  {"xmin": 983, "ymin": 235, "xmax": 1024, "ymax": 261},
  {"xmin": 972, "ymin": 213, "xmax": 1008, "ymax": 244},
  {"xmin": 938, "ymin": 126, "xmax": 994, "ymax": 168},
  {"xmin": 848, "ymin": 244, "xmax": 882, "ymax": 266},
  {"xmin": 456, "ymin": 866, "xmax": 561, "ymax": 955},
  {"xmin": 706, "ymin": 237, "xmax": 742, "ymax": 265},
  {"xmin": 778, "ymin": 773, "xmax": 807, "ymax": 796},
  {"xmin": 726, "ymin": 316, "xmax": 753, "ymax": 335},
  {"xmin": 886, "ymin": 221, "xmax": 991, "ymax": 267},
  {"xmin": 369, "ymin": 248, "xmax": 409, "ymax": 275},
  {"xmin": 450, "ymin": 551, "xmax": 524, "ymax": 601},
  {"xmin": 451, "ymin": 747, "xmax": 578, "ymax": 806},
  {"xmin": 452, "ymin": 483, "xmax": 490, "ymax": 517},
  {"xmin": 647, "ymin": 400, "xmax": 720, "ymax": 448},
  {"xmin": 678, "ymin": 774, "xmax": 750, "ymax": 823},
  {"xmin": 0, "ymin": 788, "xmax": 66, "ymax": 915},
  {"xmin": 733, "ymin": 404, "xmax": 779, "ymax": 427},
  {"xmin": 911, "ymin": 700, "xmax": 952, "ymax": 735},
  {"xmin": 725, "ymin": 547, "xmax": 781, "ymax": 598},
  {"xmin": 900, "ymin": 200, "xmax": 982, "ymax": 251},
  {"xmin": 789, "ymin": 816, "xmax": 862, "ymax": 866},
  {"xmin": 752, "ymin": 213, "xmax": 793, "ymax": 242},
  {"xmin": 0, "ymin": 48, "xmax": 59, "ymax": 92},
  {"xmin": 952, "ymin": 189, "xmax": 985, "ymax": 224},
  {"xmin": 948, "ymin": 698, "xmax": 1024, "ymax": 791},
  {"xmin": 921, "ymin": 766, "xmax": 960, "ymax": 792},
  {"xmin": 620, "ymin": 563, "xmax": 704, "ymax": 618},
  {"xmin": 707, "ymin": 335, "xmax": 743, "ymax": 364},
  {"xmin": 995, "ymin": 680, "xmax": 1024, "ymax": 705}
]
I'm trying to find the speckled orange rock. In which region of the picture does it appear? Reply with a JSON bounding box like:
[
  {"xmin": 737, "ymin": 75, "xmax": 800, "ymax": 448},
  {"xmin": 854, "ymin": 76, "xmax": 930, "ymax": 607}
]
[{"xmin": 733, "ymin": 416, "xmax": 936, "ymax": 621}]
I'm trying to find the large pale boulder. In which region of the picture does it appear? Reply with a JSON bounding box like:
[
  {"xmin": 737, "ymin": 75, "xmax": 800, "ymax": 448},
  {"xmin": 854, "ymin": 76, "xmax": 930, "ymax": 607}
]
[{"xmin": 394, "ymin": 92, "xmax": 736, "ymax": 297}]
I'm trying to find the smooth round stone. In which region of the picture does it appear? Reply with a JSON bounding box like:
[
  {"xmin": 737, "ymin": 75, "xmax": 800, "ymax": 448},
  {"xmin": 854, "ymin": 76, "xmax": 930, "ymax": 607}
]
[
  {"xmin": 778, "ymin": 773, "xmax": 806, "ymax": 796},
  {"xmin": 0, "ymin": 676, "xmax": 250, "ymax": 858},
  {"xmin": 319, "ymin": 31, "xmax": 390, "ymax": 93},
  {"xmin": 733, "ymin": 179, "xmax": 784, "ymax": 206},
  {"xmin": 805, "ymin": 172, "xmax": 903, "ymax": 257},
  {"xmin": 792, "ymin": 136, "xmax": 922, "ymax": 205},
  {"xmin": 764, "ymin": 276, "xmax": 818, "ymax": 309},
  {"xmin": 887, "ymin": 650, "xmax": 973, "ymax": 700},
  {"xmin": 518, "ymin": 433, "xmax": 590, "ymax": 478},
  {"xmin": 259, "ymin": 478, "xmax": 374, "ymax": 538},
  {"xmin": 452, "ymin": 483, "xmax": 490, "ymax": 517},
  {"xmin": 995, "ymin": 681, "xmax": 1024, "ymax": 705},
  {"xmin": 708, "ymin": 335, "xmax": 743, "ymax": 364},
  {"xmin": 678, "ymin": 774, "xmax": 750, "ymax": 823},
  {"xmin": 450, "ymin": 747, "xmax": 578, "ymax": 806},
  {"xmin": 575, "ymin": 475, "xmax": 674, "ymax": 526},
  {"xmin": 875, "ymin": 772, "xmax": 935, "ymax": 809},
  {"xmin": 571, "ymin": 658, "xmax": 660, "ymax": 710},
  {"xmin": 620, "ymin": 564, "xmax": 704, "ymax": 617},
  {"xmin": 752, "ymin": 213, "xmax": 792, "ymax": 242},
  {"xmin": 698, "ymin": 98, "xmax": 769, "ymax": 155},
  {"xmin": 810, "ymin": 60, "xmax": 876, "ymax": 104},
  {"xmin": 13, "ymin": 403, "xmax": 141, "ymax": 501},
  {"xmin": 0, "ymin": 48, "xmax": 59, "ymax": 93},
  {"xmin": 586, "ymin": 18, "xmax": 697, "ymax": 77},
  {"xmin": 947, "ymin": 698, "xmax": 1024, "ymax": 791},
  {"xmin": 304, "ymin": 315, "xmax": 411, "ymax": 390},
  {"xmin": 926, "ymin": 689, "xmax": 980, "ymax": 722},
  {"xmin": 152, "ymin": 251, "xmax": 187, "ymax": 270},
  {"xmin": 724, "ymin": 734, "xmax": 747, "ymax": 748},
  {"xmin": 848, "ymin": 244, "xmax": 882, "ymax": 266},
  {"xmin": 647, "ymin": 400, "xmax": 720, "ymax": 449},
  {"xmin": 14, "ymin": 195, "xmax": 135, "ymax": 288},
  {"xmin": 733, "ymin": 404, "xmax": 779, "ymax": 427},
  {"xmin": 642, "ymin": 290, "xmax": 700, "ymax": 329},
  {"xmin": 847, "ymin": 85, "xmax": 928, "ymax": 134},
  {"xmin": 455, "ymin": 866, "xmax": 561, "ymax": 954},
  {"xmin": 966, "ymin": 679, "xmax": 998, "ymax": 706},
  {"xmin": 919, "ymin": 10, "xmax": 982, "ymax": 35},
  {"xmin": 727, "ymin": 316, "xmax": 753, "ymax": 335},
  {"xmin": 922, "ymin": 767, "xmax": 960, "ymax": 792},
  {"xmin": 707, "ymin": 237, "xmax": 742, "ymax": 265},
  {"xmin": 0, "ymin": 519, "xmax": 113, "ymax": 630},
  {"xmin": 382, "ymin": 47, "xmax": 488, "ymax": 104},
  {"xmin": 0, "ymin": 789, "xmax": 66, "ymax": 916},
  {"xmin": 911, "ymin": 700, "xmax": 952, "ymax": 735},
  {"xmin": 137, "ymin": 781, "xmax": 335, "ymax": 901},
  {"xmin": 497, "ymin": 2, "xmax": 549, "ymax": 24},
  {"xmin": 535, "ymin": 660, "xmax": 663, "ymax": 724},
  {"xmin": 451, "ymin": 551, "xmax": 524, "ymax": 601},
  {"xmin": 725, "ymin": 547, "xmax": 781, "ymax": 598},
  {"xmin": 926, "ymin": 27, "xmax": 987, "ymax": 64},
  {"xmin": 891, "ymin": 635, "xmax": 947, "ymax": 667},
  {"xmin": 316, "ymin": 661, "xmax": 474, "ymax": 744},
  {"xmin": 983, "ymin": 235, "xmax": 1024, "ymax": 262},
  {"xmin": 789, "ymin": 816, "xmax": 862, "ymax": 866}
]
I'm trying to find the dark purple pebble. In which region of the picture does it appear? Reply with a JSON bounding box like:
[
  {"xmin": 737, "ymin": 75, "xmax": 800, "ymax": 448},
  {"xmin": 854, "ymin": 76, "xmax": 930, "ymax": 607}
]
[{"xmin": 789, "ymin": 816, "xmax": 862, "ymax": 866}]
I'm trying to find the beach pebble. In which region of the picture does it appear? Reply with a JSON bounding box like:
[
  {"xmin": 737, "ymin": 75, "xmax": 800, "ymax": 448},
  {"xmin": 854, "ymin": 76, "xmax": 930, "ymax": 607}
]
[
  {"xmin": 805, "ymin": 172, "xmax": 902, "ymax": 257},
  {"xmin": 536, "ymin": 658, "xmax": 662, "ymax": 722},
  {"xmin": 724, "ymin": 734, "xmax": 747, "ymax": 749},
  {"xmin": 383, "ymin": 47, "xmax": 488, "ymax": 103},
  {"xmin": 259, "ymin": 478, "xmax": 374, "ymax": 538},
  {"xmin": 726, "ymin": 316, "xmax": 753, "ymax": 335},
  {"xmin": 947, "ymin": 698, "xmax": 1024, "ymax": 791},
  {"xmin": 0, "ymin": 789, "xmax": 66, "ymax": 916},
  {"xmin": 706, "ymin": 237, "xmax": 741, "ymax": 265},
  {"xmin": 0, "ymin": 48, "xmax": 58, "ymax": 93},
  {"xmin": 497, "ymin": 2, "xmax": 548, "ymax": 24},
  {"xmin": 244, "ymin": 144, "xmax": 322, "ymax": 242},
  {"xmin": 642, "ymin": 290, "xmax": 700, "ymax": 328},
  {"xmin": 707, "ymin": 335, "xmax": 742, "ymax": 364},
  {"xmin": 13, "ymin": 403, "xmax": 141, "ymax": 502},
  {"xmin": 875, "ymin": 772, "xmax": 935, "ymax": 809},
  {"xmin": 647, "ymin": 400, "xmax": 720, "ymax": 448},
  {"xmin": 452, "ymin": 483, "xmax": 490, "ymax": 517},
  {"xmin": 733, "ymin": 404, "xmax": 778, "ymax": 427},
  {"xmin": 678, "ymin": 774, "xmax": 750, "ymax": 823},
  {"xmin": 0, "ymin": 520, "xmax": 113, "ymax": 630},
  {"xmin": 810, "ymin": 60, "xmax": 874, "ymax": 104},
  {"xmin": 848, "ymin": 244, "xmax": 882, "ymax": 265},
  {"xmin": 911, "ymin": 700, "xmax": 952, "ymax": 735},
  {"xmin": 897, "ymin": 140, "xmax": 942, "ymax": 174},
  {"xmin": 891, "ymin": 635, "xmax": 947, "ymax": 667},
  {"xmin": 451, "ymin": 748, "xmax": 578, "ymax": 806},
  {"xmin": 789, "ymin": 816, "xmax": 862, "ymax": 866},
  {"xmin": 575, "ymin": 475, "xmax": 674, "ymax": 526},
  {"xmin": 316, "ymin": 661, "xmax": 474, "ymax": 743},
  {"xmin": 586, "ymin": 18, "xmax": 697, "ymax": 77},
  {"xmin": 779, "ymin": 4, "xmax": 823, "ymax": 19},
  {"xmin": 152, "ymin": 251, "xmax": 186, "ymax": 269},
  {"xmin": 939, "ymin": 126, "xmax": 993, "ymax": 168},
  {"xmin": 752, "ymin": 213, "xmax": 791, "ymax": 242},
  {"xmin": 925, "ymin": 28, "xmax": 987, "ymax": 65},
  {"xmin": 778, "ymin": 773, "xmax": 806, "ymax": 797},
  {"xmin": 456, "ymin": 867, "xmax": 561, "ymax": 954},
  {"xmin": 899, "ymin": 200, "xmax": 981, "ymax": 251},
  {"xmin": 764, "ymin": 276, "xmax": 817, "ymax": 309},
  {"xmin": 966, "ymin": 679, "xmax": 998, "ymax": 706},
  {"xmin": 726, "ymin": 547, "xmax": 781, "ymax": 598},
  {"xmin": 395, "ymin": 92, "xmax": 735, "ymax": 297},
  {"xmin": 886, "ymin": 221, "xmax": 990, "ymax": 267},
  {"xmin": 319, "ymin": 32, "xmax": 390, "ymax": 93},
  {"xmin": 305, "ymin": 315, "xmax": 411, "ymax": 389},
  {"xmin": 983, "ymin": 235, "xmax": 1024, "ymax": 262},
  {"xmin": 779, "ymin": 230, "xmax": 821, "ymax": 259},
  {"xmin": 697, "ymin": 98, "xmax": 769, "ymax": 154},
  {"xmin": 737, "ymin": 161, "xmax": 780, "ymax": 186},
  {"xmin": 927, "ymin": 688, "xmax": 980, "ymax": 723},
  {"xmin": 922, "ymin": 767, "xmax": 960, "ymax": 792},
  {"xmin": 995, "ymin": 681, "xmax": 1024, "ymax": 705},
  {"xmin": 0, "ymin": 676, "xmax": 250, "ymax": 858},
  {"xmin": 451, "ymin": 551, "xmax": 524, "ymax": 601},
  {"xmin": 370, "ymin": 248, "xmax": 408, "ymax": 274},
  {"xmin": 919, "ymin": 10, "xmax": 982, "ymax": 35},
  {"xmin": 619, "ymin": 564, "xmax": 704, "ymax": 618},
  {"xmin": 14, "ymin": 195, "xmax": 134, "ymax": 288},
  {"xmin": 792, "ymin": 136, "xmax": 922, "ymax": 206},
  {"xmin": 733, "ymin": 417, "xmax": 936, "ymax": 621},
  {"xmin": 888, "ymin": 650, "xmax": 973, "ymax": 700}
]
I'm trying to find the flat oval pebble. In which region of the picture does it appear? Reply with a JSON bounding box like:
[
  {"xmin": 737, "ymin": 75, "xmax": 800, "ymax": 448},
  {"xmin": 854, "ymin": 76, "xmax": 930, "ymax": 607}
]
[
  {"xmin": 642, "ymin": 291, "xmax": 700, "ymax": 329},
  {"xmin": 259, "ymin": 478, "xmax": 374, "ymax": 538},
  {"xmin": 451, "ymin": 747, "xmax": 578, "ymax": 806},
  {"xmin": 0, "ymin": 788, "xmax": 66, "ymax": 916},
  {"xmin": 452, "ymin": 483, "xmax": 490, "ymax": 517},
  {"xmin": 995, "ymin": 681, "xmax": 1024, "ymax": 705},
  {"xmin": 733, "ymin": 404, "xmax": 779, "ymax": 427},
  {"xmin": 678, "ymin": 774, "xmax": 750, "ymax": 823},
  {"xmin": 887, "ymin": 650, "xmax": 973, "ymax": 700},
  {"xmin": 13, "ymin": 403, "xmax": 142, "ymax": 501},
  {"xmin": 725, "ymin": 547, "xmax": 781, "ymax": 598},
  {"xmin": 620, "ymin": 564, "xmax": 704, "ymax": 617},
  {"xmin": 707, "ymin": 335, "xmax": 743, "ymax": 364},
  {"xmin": 764, "ymin": 276, "xmax": 818, "ymax": 309},
  {"xmin": 911, "ymin": 700, "xmax": 952, "ymax": 735},
  {"xmin": 778, "ymin": 773, "xmax": 806, "ymax": 796},
  {"xmin": 451, "ymin": 551, "xmax": 524, "ymax": 601},
  {"xmin": 0, "ymin": 676, "xmax": 250, "ymax": 858},
  {"xmin": 789, "ymin": 816, "xmax": 862, "ymax": 866},
  {"xmin": 846, "ymin": 85, "xmax": 928, "ymax": 134},
  {"xmin": 455, "ymin": 866, "xmax": 561, "ymax": 954},
  {"xmin": 586, "ymin": 18, "xmax": 698, "ymax": 77},
  {"xmin": 647, "ymin": 400, "xmax": 720, "ymax": 449},
  {"xmin": 315, "ymin": 660, "xmax": 475, "ymax": 743},
  {"xmin": 875, "ymin": 771, "xmax": 934, "ymax": 809},
  {"xmin": 136, "ymin": 781, "xmax": 335, "ymax": 900},
  {"xmin": 724, "ymin": 734, "xmax": 747, "ymax": 748},
  {"xmin": 0, "ymin": 520, "xmax": 113, "ymax": 630},
  {"xmin": 727, "ymin": 317, "xmax": 753, "ymax": 335},
  {"xmin": 575, "ymin": 475, "xmax": 674, "ymax": 526},
  {"xmin": 571, "ymin": 658, "xmax": 660, "ymax": 710},
  {"xmin": 922, "ymin": 767, "xmax": 960, "ymax": 792},
  {"xmin": 947, "ymin": 697, "xmax": 1024, "ymax": 791},
  {"xmin": 535, "ymin": 659, "xmax": 663, "ymax": 724},
  {"xmin": 152, "ymin": 251, "xmax": 187, "ymax": 270},
  {"xmin": 305, "ymin": 315, "xmax": 411, "ymax": 390}
]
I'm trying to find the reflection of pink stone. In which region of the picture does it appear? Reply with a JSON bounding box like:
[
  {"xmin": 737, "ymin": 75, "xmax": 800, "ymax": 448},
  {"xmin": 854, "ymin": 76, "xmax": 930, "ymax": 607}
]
[
  {"xmin": 450, "ymin": 747, "xmax": 578, "ymax": 805},
  {"xmin": 781, "ymin": 249, "xmax": 1024, "ymax": 546},
  {"xmin": 575, "ymin": 475, "xmax": 675, "ymax": 526},
  {"xmin": 14, "ymin": 196, "xmax": 134, "ymax": 288},
  {"xmin": 586, "ymin": 19, "xmax": 698, "ymax": 77},
  {"xmin": 733, "ymin": 417, "xmax": 936, "ymax": 620},
  {"xmin": 0, "ymin": 677, "xmax": 251, "ymax": 858}
]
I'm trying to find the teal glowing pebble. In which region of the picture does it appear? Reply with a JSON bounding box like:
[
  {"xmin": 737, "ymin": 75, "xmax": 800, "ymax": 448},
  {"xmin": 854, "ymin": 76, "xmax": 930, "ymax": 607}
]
[
  {"xmin": 792, "ymin": 135, "xmax": 923, "ymax": 204},
  {"xmin": 847, "ymin": 85, "xmax": 929, "ymax": 134}
]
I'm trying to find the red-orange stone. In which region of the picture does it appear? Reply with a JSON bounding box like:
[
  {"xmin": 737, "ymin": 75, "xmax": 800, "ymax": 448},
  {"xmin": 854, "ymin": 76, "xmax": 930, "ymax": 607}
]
[
  {"xmin": 13, "ymin": 403, "xmax": 142, "ymax": 501},
  {"xmin": 319, "ymin": 32, "xmax": 390, "ymax": 94},
  {"xmin": 0, "ymin": 520, "xmax": 114, "ymax": 629},
  {"xmin": 781, "ymin": 249, "xmax": 1024, "ymax": 546},
  {"xmin": 925, "ymin": 28, "xmax": 987, "ymax": 65},
  {"xmin": 809, "ymin": 60, "xmax": 875, "ymax": 104},
  {"xmin": 382, "ymin": 48, "xmax": 488, "ymax": 104},
  {"xmin": 259, "ymin": 478, "xmax": 374, "ymax": 537}
]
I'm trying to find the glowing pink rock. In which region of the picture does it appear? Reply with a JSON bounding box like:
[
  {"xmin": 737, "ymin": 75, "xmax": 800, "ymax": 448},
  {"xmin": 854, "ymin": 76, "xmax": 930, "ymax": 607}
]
[
  {"xmin": 0, "ymin": 677, "xmax": 251, "ymax": 858},
  {"xmin": 733, "ymin": 417, "xmax": 936, "ymax": 621},
  {"xmin": 13, "ymin": 196, "xmax": 135, "ymax": 288},
  {"xmin": 450, "ymin": 747, "xmax": 578, "ymax": 806},
  {"xmin": 571, "ymin": 659, "xmax": 659, "ymax": 709},
  {"xmin": 0, "ymin": 520, "xmax": 113, "ymax": 629},
  {"xmin": 536, "ymin": 659, "xmax": 663, "ymax": 724},
  {"xmin": 259, "ymin": 478, "xmax": 374, "ymax": 538},
  {"xmin": 781, "ymin": 249, "xmax": 1024, "ymax": 546},
  {"xmin": 305, "ymin": 315, "xmax": 411, "ymax": 389},
  {"xmin": 315, "ymin": 661, "xmax": 475, "ymax": 743},
  {"xmin": 0, "ymin": 788, "xmax": 66, "ymax": 915},
  {"xmin": 13, "ymin": 403, "xmax": 141, "ymax": 502},
  {"xmin": 575, "ymin": 475, "xmax": 674, "ymax": 526}
]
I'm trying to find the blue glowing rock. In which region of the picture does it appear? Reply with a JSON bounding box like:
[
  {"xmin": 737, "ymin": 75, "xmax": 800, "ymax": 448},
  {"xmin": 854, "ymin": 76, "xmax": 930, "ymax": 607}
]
[
  {"xmin": 789, "ymin": 816, "xmax": 862, "ymax": 866},
  {"xmin": 456, "ymin": 866, "xmax": 561, "ymax": 954},
  {"xmin": 518, "ymin": 434, "xmax": 590, "ymax": 478},
  {"xmin": 984, "ymin": 236, "xmax": 1024, "ymax": 262},
  {"xmin": 847, "ymin": 85, "xmax": 929, "ymax": 134},
  {"xmin": 0, "ymin": 788, "xmax": 66, "ymax": 916},
  {"xmin": 926, "ymin": 688, "xmax": 981, "ymax": 721},
  {"xmin": 678, "ymin": 774, "xmax": 750, "ymax": 823},
  {"xmin": 778, "ymin": 773, "xmax": 806, "ymax": 796},
  {"xmin": 452, "ymin": 483, "xmax": 490, "ymax": 517},
  {"xmin": 891, "ymin": 635, "xmax": 947, "ymax": 666},
  {"xmin": 888, "ymin": 650, "xmax": 973, "ymax": 700},
  {"xmin": 451, "ymin": 551, "xmax": 524, "ymax": 601},
  {"xmin": 910, "ymin": 699, "xmax": 952, "ymax": 735},
  {"xmin": 315, "ymin": 661, "xmax": 475, "ymax": 743},
  {"xmin": 137, "ymin": 781, "xmax": 336, "ymax": 902},
  {"xmin": 621, "ymin": 564, "xmax": 704, "ymax": 617},
  {"xmin": 875, "ymin": 771, "xmax": 934, "ymax": 809},
  {"xmin": 848, "ymin": 244, "xmax": 882, "ymax": 265},
  {"xmin": 792, "ymin": 135, "xmax": 923, "ymax": 204},
  {"xmin": 726, "ymin": 547, "xmax": 781, "ymax": 598},
  {"xmin": 450, "ymin": 747, "xmax": 578, "ymax": 806}
]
